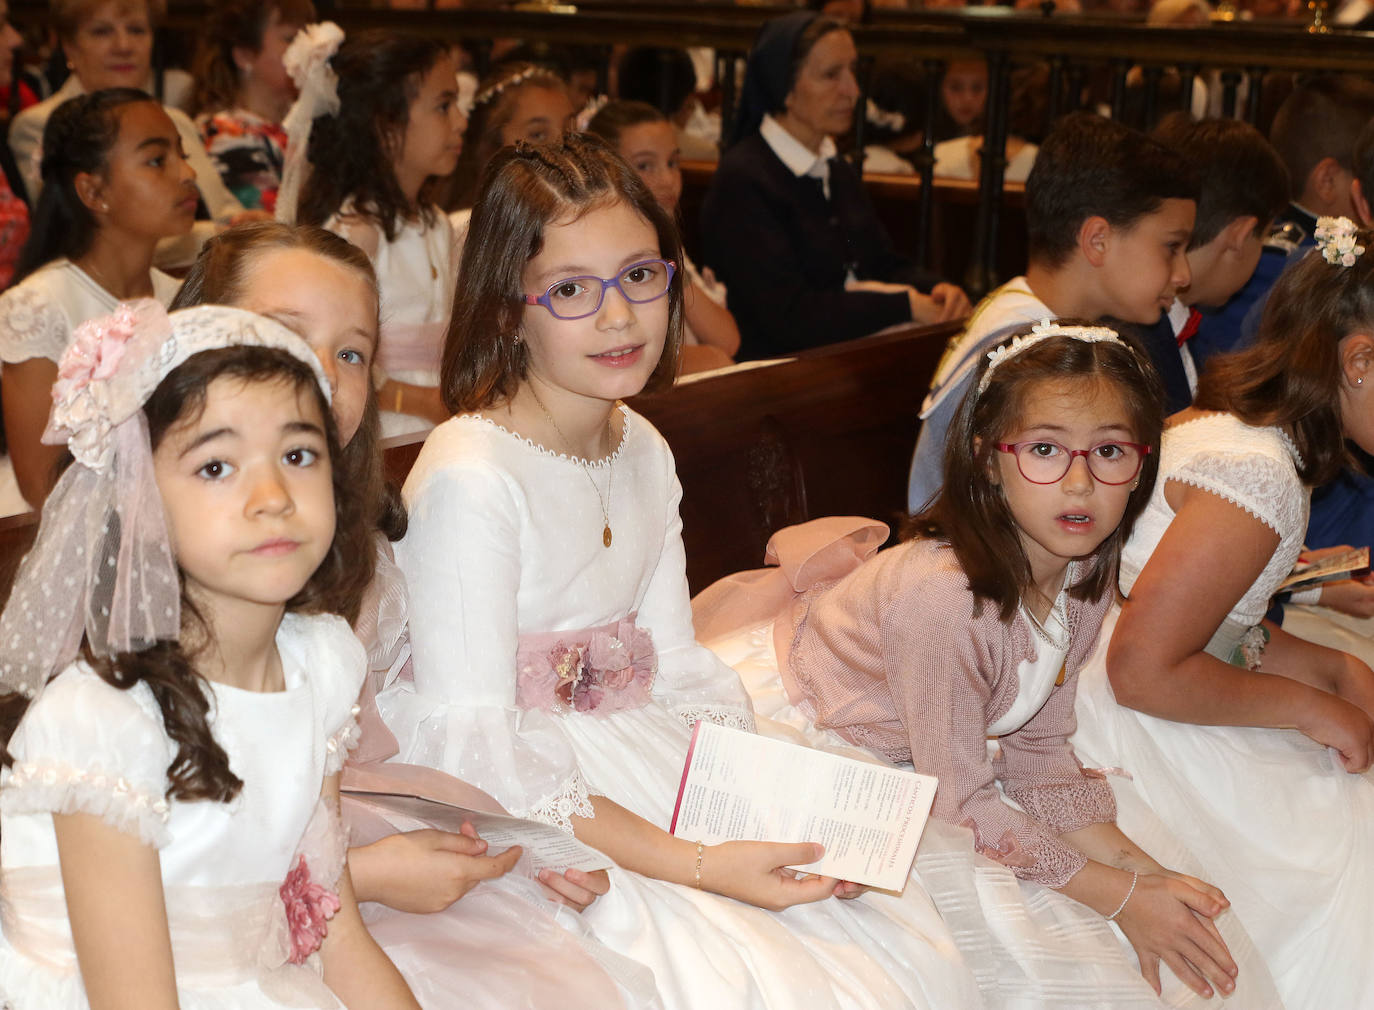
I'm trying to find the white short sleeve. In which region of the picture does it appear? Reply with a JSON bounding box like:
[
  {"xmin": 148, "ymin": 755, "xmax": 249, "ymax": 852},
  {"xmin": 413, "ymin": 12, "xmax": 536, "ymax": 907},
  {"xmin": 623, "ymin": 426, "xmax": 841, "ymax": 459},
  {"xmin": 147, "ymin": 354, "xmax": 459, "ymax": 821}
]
[
  {"xmin": 2, "ymin": 666, "xmax": 174, "ymax": 846},
  {"xmin": 277, "ymin": 612, "xmax": 367, "ymax": 777},
  {"xmin": 0, "ymin": 282, "xmax": 71, "ymax": 365}
]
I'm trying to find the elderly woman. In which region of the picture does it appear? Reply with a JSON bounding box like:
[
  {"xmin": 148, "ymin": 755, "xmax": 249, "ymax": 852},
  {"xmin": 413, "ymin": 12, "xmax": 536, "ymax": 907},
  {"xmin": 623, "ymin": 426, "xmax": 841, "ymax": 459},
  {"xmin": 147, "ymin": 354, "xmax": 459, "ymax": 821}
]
[
  {"xmin": 700, "ymin": 12, "xmax": 969, "ymax": 359},
  {"xmin": 8, "ymin": 0, "xmax": 249, "ymax": 266}
]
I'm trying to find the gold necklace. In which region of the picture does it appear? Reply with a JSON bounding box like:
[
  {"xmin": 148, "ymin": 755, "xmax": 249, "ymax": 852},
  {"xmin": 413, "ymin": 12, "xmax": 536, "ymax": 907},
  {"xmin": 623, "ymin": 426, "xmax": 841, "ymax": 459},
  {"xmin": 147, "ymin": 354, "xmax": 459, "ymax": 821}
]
[{"xmin": 527, "ymin": 387, "xmax": 616, "ymax": 548}]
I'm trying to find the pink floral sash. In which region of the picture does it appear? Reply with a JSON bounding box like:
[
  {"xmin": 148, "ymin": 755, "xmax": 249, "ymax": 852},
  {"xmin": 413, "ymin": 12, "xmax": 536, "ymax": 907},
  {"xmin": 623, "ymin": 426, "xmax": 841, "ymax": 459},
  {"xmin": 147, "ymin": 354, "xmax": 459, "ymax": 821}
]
[{"xmin": 515, "ymin": 615, "xmax": 657, "ymax": 716}]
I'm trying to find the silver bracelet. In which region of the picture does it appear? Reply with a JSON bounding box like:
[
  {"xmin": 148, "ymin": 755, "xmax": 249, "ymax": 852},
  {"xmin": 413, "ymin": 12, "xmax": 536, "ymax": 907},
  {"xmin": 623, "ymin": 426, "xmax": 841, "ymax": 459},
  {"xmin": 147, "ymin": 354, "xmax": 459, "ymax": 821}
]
[{"xmin": 1106, "ymin": 870, "xmax": 1139, "ymax": 921}]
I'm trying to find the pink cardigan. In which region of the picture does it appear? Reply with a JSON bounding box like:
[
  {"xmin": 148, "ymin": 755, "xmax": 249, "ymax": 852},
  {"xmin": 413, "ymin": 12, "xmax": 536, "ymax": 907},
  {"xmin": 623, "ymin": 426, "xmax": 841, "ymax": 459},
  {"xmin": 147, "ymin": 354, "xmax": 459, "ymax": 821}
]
[{"xmin": 771, "ymin": 525, "xmax": 1116, "ymax": 889}]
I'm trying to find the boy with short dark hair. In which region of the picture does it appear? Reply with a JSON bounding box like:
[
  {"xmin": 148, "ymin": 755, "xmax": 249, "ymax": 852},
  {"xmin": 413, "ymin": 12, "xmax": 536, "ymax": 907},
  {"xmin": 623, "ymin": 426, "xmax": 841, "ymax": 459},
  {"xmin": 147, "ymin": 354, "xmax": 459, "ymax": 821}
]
[
  {"xmin": 1130, "ymin": 115, "xmax": 1289, "ymax": 412},
  {"xmin": 908, "ymin": 112, "xmax": 1197, "ymax": 509},
  {"xmin": 1190, "ymin": 74, "xmax": 1374, "ymax": 366}
]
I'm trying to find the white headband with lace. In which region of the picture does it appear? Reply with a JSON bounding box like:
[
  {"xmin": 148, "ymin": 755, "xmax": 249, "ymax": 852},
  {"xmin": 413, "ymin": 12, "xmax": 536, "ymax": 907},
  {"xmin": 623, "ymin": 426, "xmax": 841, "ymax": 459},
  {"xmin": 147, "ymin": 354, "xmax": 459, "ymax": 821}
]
[
  {"xmin": 275, "ymin": 21, "xmax": 345, "ymax": 225},
  {"xmin": 0, "ymin": 302, "xmax": 330, "ymax": 701},
  {"xmin": 976, "ymin": 319, "xmax": 1130, "ymax": 397},
  {"xmin": 1315, "ymin": 215, "xmax": 1366, "ymax": 268}
]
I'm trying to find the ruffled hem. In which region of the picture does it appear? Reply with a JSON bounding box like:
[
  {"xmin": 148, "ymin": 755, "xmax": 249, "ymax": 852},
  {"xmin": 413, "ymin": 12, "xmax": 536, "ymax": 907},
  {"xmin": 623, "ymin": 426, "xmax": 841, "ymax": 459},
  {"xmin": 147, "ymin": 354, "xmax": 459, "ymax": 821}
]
[
  {"xmin": 1, "ymin": 761, "xmax": 170, "ymax": 848},
  {"xmin": 323, "ymin": 705, "xmax": 362, "ymax": 777},
  {"xmin": 522, "ymin": 769, "xmax": 595, "ymax": 834}
]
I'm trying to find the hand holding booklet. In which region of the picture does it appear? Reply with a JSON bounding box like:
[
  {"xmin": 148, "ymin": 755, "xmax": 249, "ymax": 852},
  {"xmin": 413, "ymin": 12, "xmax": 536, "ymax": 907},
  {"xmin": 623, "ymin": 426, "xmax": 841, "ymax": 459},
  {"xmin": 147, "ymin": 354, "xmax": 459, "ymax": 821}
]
[
  {"xmin": 343, "ymin": 784, "xmax": 615, "ymax": 875},
  {"xmin": 669, "ymin": 722, "xmax": 937, "ymax": 892},
  {"xmin": 1280, "ymin": 546, "xmax": 1371, "ymax": 591}
]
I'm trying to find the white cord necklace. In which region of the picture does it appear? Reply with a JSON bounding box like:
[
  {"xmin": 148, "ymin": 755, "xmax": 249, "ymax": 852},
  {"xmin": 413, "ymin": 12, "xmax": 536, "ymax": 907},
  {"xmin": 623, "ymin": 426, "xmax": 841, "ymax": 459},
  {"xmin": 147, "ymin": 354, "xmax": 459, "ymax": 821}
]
[{"xmin": 528, "ymin": 386, "xmax": 616, "ymax": 548}]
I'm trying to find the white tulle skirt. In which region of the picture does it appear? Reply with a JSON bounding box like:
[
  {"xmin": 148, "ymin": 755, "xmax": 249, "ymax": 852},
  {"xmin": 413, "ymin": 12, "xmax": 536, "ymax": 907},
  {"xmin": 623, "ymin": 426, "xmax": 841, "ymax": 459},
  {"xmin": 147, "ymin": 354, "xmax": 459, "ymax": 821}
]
[
  {"xmin": 1072, "ymin": 604, "xmax": 1374, "ymax": 1010},
  {"xmin": 708, "ymin": 622, "xmax": 1284, "ymax": 1010}
]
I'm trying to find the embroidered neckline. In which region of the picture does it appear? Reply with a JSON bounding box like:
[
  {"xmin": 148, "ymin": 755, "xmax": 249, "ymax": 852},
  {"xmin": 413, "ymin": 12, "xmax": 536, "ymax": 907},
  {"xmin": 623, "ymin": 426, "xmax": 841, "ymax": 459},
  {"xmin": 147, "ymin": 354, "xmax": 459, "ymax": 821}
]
[
  {"xmin": 1170, "ymin": 413, "xmax": 1305, "ymax": 469},
  {"xmin": 457, "ymin": 404, "xmax": 631, "ymax": 469}
]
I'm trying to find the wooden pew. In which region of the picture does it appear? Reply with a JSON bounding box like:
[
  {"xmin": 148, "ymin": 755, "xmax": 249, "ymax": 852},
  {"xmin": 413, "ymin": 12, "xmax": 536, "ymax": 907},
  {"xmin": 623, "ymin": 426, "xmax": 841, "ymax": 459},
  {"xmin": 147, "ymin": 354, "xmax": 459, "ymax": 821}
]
[{"xmin": 384, "ymin": 319, "xmax": 959, "ymax": 595}]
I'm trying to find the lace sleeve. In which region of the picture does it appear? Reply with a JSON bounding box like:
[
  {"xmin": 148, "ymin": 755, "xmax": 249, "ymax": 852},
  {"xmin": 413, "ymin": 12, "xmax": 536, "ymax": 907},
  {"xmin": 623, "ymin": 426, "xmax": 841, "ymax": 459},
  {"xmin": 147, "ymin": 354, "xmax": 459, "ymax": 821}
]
[
  {"xmin": 0, "ymin": 282, "xmax": 71, "ymax": 365},
  {"xmin": 1169, "ymin": 446, "xmax": 1306, "ymax": 541},
  {"xmin": 1, "ymin": 667, "xmax": 174, "ymax": 846}
]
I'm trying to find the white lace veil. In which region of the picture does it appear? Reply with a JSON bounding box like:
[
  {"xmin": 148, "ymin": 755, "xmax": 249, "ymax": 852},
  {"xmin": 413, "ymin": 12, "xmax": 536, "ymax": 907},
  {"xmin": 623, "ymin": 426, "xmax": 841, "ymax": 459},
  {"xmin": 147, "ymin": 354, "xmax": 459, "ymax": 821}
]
[
  {"xmin": 0, "ymin": 301, "xmax": 331, "ymax": 700},
  {"xmin": 275, "ymin": 21, "xmax": 344, "ymax": 225}
]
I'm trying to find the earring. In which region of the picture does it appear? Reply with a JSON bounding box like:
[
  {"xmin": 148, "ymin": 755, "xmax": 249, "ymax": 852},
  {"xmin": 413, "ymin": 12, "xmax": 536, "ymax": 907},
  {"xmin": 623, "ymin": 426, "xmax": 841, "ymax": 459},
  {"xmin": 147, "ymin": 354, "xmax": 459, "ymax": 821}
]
[
  {"xmin": 99, "ymin": 202, "xmax": 109, "ymax": 212},
  {"xmin": 1359, "ymin": 377, "xmax": 1365, "ymax": 386}
]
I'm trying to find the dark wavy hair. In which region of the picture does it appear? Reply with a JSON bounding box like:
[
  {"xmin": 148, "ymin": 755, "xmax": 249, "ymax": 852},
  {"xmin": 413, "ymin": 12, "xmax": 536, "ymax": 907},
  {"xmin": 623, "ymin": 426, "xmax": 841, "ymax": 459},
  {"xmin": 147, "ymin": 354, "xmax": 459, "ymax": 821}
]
[
  {"xmin": 440, "ymin": 134, "xmax": 683, "ymax": 413},
  {"xmin": 907, "ymin": 327, "xmax": 1165, "ymax": 621},
  {"xmin": 447, "ymin": 62, "xmax": 568, "ymax": 212},
  {"xmin": 170, "ymin": 221, "xmax": 406, "ymax": 541},
  {"xmin": 1195, "ymin": 233, "xmax": 1374, "ymax": 487},
  {"xmin": 296, "ymin": 31, "xmax": 447, "ymax": 240},
  {"xmin": 0, "ymin": 345, "xmax": 373, "ymax": 802},
  {"xmin": 189, "ymin": 0, "xmax": 317, "ymax": 117},
  {"xmin": 13, "ymin": 88, "xmax": 156, "ymax": 284}
]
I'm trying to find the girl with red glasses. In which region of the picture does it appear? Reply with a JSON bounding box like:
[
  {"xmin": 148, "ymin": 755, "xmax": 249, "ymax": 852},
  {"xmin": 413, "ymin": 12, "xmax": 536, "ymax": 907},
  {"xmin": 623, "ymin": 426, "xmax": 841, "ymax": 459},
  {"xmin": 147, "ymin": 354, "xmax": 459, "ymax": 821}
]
[{"xmin": 699, "ymin": 321, "xmax": 1282, "ymax": 1007}]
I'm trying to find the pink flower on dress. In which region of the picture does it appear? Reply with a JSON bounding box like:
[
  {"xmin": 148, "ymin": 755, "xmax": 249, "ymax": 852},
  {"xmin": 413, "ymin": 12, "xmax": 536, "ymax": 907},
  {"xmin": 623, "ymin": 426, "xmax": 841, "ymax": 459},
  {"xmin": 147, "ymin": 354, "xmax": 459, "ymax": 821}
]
[{"xmin": 279, "ymin": 853, "xmax": 341, "ymax": 964}]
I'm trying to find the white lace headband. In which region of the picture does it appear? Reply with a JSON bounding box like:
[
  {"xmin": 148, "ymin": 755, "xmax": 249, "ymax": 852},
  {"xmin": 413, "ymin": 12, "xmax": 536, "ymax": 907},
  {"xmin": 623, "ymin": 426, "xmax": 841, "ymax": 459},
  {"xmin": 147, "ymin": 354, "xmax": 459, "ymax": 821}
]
[
  {"xmin": 276, "ymin": 21, "xmax": 345, "ymax": 225},
  {"xmin": 1314, "ymin": 215, "xmax": 1366, "ymax": 268},
  {"xmin": 976, "ymin": 319, "xmax": 1131, "ymax": 397},
  {"xmin": 0, "ymin": 302, "xmax": 330, "ymax": 701}
]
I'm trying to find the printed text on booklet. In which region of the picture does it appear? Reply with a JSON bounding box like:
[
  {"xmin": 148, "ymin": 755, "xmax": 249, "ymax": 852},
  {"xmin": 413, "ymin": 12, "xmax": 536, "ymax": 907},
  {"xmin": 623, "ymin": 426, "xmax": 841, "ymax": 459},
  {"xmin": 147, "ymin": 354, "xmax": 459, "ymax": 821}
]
[{"xmin": 670, "ymin": 723, "xmax": 936, "ymax": 891}]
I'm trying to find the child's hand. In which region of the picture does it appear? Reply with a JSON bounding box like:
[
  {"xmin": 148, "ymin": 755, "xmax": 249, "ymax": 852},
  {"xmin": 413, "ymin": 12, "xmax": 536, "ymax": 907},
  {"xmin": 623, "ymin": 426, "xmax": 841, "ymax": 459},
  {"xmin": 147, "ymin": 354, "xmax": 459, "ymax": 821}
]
[
  {"xmin": 1115, "ymin": 872, "xmax": 1237, "ymax": 999},
  {"xmin": 537, "ymin": 867, "xmax": 610, "ymax": 912},
  {"xmin": 701, "ymin": 841, "xmax": 837, "ymax": 911},
  {"xmin": 1298, "ymin": 693, "xmax": 1374, "ymax": 772},
  {"xmin": 832, "ymin": 880, "xmax": 869, "ymax": 900},
  {"xmin": 351, "ymin": 827, "xmax": 522, "ymax": 914},
  {"xmin": 1316, "ymin": 577, "xmax": 1374, "ymax": 618}
]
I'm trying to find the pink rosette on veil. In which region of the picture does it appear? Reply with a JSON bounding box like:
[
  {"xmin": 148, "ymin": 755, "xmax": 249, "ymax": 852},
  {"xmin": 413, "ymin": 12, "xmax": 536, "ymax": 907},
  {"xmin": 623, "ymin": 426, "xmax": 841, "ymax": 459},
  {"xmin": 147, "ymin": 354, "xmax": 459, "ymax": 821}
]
[{"xmin": 515, "ymin": 615, "xmax": 657, "ymax": 715}]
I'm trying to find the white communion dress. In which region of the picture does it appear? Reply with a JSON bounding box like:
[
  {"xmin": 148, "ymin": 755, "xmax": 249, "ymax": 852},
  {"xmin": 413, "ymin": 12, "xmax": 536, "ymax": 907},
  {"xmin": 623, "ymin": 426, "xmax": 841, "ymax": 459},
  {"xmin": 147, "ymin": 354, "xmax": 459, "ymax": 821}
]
[
  {"xmin": 343, "ymin": 540, "xmax": 663, "ymax": 1010},
  {"xmin": 694, "ymin": 518, "xmax": 1281, "ymax": 1010},
  {"xmin": 0, "ymin": 612, "xmax": 365, "ymax": 1009},
  {"xmin": 1071, "ymin": 413, "xmax": 1374, "ymax": 1010},
  {"xmin": 378, "ymin": 406, "xmax": 982, "ymax": 1010}
]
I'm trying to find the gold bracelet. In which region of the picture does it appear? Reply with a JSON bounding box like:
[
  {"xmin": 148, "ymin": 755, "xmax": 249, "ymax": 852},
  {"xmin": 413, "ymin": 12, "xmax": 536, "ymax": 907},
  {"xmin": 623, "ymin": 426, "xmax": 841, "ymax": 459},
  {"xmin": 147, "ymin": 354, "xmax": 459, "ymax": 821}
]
[
  {"xmin": 393, "ymin": 386, "xmax": 403, "ymax": 414},
  {"xmin": 693, "ymin": 840, "xmax": 704, "ymax": 889}
]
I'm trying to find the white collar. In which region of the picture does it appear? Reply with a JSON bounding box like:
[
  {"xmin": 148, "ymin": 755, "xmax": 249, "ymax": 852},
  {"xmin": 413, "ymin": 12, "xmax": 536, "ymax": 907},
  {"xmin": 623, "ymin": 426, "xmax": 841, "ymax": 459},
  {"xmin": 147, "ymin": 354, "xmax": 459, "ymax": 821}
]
[
  {"xmin": 760, "ymin": 114, "xmax": 837, "ymax": 196},
  {"xmin": 1166, "ymin": 297, "xmax": 1190, "ymax": 335}
]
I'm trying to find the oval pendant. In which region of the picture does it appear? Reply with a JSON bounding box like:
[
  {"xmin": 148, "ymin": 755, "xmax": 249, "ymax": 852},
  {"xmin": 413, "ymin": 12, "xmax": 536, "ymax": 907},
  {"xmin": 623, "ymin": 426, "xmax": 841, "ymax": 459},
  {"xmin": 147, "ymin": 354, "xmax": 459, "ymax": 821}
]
[{"xmin": 603, "ymin": 525, "xmax": 613, "ymax": 548}]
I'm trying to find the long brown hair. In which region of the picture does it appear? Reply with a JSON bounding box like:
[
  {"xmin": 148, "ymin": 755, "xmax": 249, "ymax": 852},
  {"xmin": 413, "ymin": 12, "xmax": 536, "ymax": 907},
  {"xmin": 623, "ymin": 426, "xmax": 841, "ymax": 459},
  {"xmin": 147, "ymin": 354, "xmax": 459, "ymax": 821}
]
[
  {"xmin": 440, "ymin": 134, "xmax": 683, "ymax": 413},
  {"xmin": 1, "ymin": 346, "xmax": 373, "ymax": 803},
  {"xmin": 170, "ymin": 221, "xmax": 406, "ymax": 541},
  {"xmin": 296, "ymin": 31, "xmax": 448, "ymax": 240},
  {"xmin": 1194, "ymin": 235, "xmax": 1374, "ymax": 487},
  {"xmin": 908, "ymin": 329, "xmax": 1165, "ymax": 621}
]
